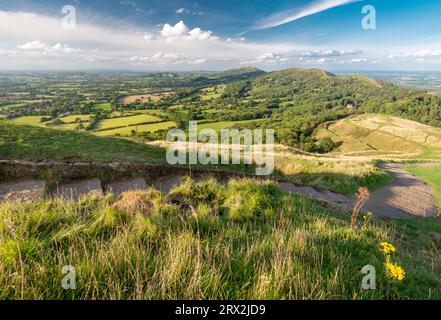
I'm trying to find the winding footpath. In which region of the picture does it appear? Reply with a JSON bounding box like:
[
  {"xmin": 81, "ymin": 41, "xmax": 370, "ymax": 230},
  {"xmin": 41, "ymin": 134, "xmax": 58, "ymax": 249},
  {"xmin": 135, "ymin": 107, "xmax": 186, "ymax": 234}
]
[
  {"xmin": 0, "ymin": 160, "xmax": 439, "ymax": 220},
  {"xmin": 359, "ymin": 163, "xmax": 438, "ymax": 219}
]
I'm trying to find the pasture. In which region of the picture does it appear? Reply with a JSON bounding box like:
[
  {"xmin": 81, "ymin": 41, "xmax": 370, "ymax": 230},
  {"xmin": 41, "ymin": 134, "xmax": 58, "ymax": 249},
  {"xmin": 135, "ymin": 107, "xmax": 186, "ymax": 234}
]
[
  {"xmin": 119, "ymin": 92, "xmax": 172, "ymax": 105},
  {"xmin": 94, "ymin": 121, "xmax": 176, "ymax": 136},
  {"xmin": 95, "ymin": 114, "xmax": 163, "ymax": 130}
]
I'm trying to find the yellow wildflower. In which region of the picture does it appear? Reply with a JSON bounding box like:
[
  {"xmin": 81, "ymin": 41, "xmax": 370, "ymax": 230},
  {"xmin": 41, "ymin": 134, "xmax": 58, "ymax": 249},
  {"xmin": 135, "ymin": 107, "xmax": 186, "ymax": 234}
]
[
  {"xmin": 380, "ymin": 241, "xmax": 396, "ymax": 254},
  {"xmin": 385, "ymin": 262, "xmax": 405, "ymax": 281}
]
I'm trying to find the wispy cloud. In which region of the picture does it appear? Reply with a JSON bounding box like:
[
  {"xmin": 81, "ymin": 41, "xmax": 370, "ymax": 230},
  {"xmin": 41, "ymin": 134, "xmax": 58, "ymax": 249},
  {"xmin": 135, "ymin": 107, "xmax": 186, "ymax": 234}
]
[{"xmin": 253, "ymin": 0, "xmax": 361, "ymax": 31}]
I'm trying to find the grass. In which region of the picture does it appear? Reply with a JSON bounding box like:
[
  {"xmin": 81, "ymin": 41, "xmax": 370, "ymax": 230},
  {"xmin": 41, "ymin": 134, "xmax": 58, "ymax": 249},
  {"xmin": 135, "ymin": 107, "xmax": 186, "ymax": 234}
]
[
  {"xmin": 404, "ymin": 165, "xmax": 441, "ymax": 204},
  {"xmin": 0, "ymin": 177, "xmax": 439, "ymax": 299},
  {"xmin": 56, "ymin": 122, "xmax": 91, "ymax": 130},
  {"xmin": 94, "ymin": 121, "xmax": 176, "ymax": 136},
  {"xmin": 93, "ymin": 102, "xmax": 112, "ymax": 111},
  {"xmin": 95, "ymin": 114, "xmax": 162, "ymax": 130},
  {"xmin": 274, "ymin": 152, "xmax": 391, "ymax": 194},
  {"xmin": 0, "ymin": 122, "xmax": 165, "ymax": 163},
  {"xmin": 8, "ymin": 116, "xmax": 45, "ymax": 127},
  {"xmin": 59, "ymin": 115, "xmax": 93, "ymax": 123},
  {"xmin": 7, "ymin": 115, "xmax": 92, "ymax": 129}
]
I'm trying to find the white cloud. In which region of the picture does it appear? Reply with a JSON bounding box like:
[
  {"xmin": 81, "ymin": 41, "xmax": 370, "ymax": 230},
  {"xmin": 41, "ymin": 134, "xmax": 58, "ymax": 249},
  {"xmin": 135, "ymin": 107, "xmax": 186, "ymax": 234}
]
[
  {"xmin": 17, "ymin": 40, "xmax": 80, "ymax": 54},
  {"xmin": 253, "ymin": 0, "xmax": 360, "ymax": 30},
  {"xmin": 130, "ymin": 53, "xmax": 212, "ymax": 65},
  {"xmin": 188, "ymin": 28, "xmax": 213, "ymax": 41},
  {"xmin": 0, "ymin": 10, "xmax": 354, "ymax": 70},
  {"xmin": 176, "ymin": 7, "xmax": 204, "ymax": 15},
  {"xmin": 17, "ymin": 40, "xmax": 47, "ymax": 50},
  {"xmin": 241, "ymin": 49, "xmax": 363, "ymax": 66},
  {"xmin": 160, "ymin": 21, "xmax": 215, "ymax": 42},
  {"xmin": 143, "ymin": 33, "xmax": 156, "ymax": 42},
  {"xmin": 241, "ymin": 52, "xmax": 292, "ymax": 65},
  {"xmin": 176, "ymin": 8, "xmax": 190, "ymax": 14},
  {"xmin": 300, "ymin": 49, "xmax": 362, "ymax": 57},
  {"xmin": 349, "ymin": 58, "xmax": 367, "ymax": 63},
  {"xmin": 161, "ymin": 21, "xmax": 189, "ymax": 37},
  {"xmin": 388, "ymin": 50, "xmax": 441, "ymax": 59}
]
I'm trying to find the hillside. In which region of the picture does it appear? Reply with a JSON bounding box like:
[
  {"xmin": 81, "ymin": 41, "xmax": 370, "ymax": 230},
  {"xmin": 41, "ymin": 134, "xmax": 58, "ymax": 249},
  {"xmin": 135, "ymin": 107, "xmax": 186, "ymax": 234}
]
[
  {"xmin": 206, "ymin": 67, "xmax": 441, "ymax": 152},
  {"xmin": 315, "ymin": 114, "xmax": 441, "ymax": 159},
  {"xmin": 0, "ymin": 177, "xmax": 440, "ymax": 299},
  {"xmin": 209, "ymin": 66, "xmax": 266, "ymax": 82},
  {"xmin": 0, "ymin": 122, "xmax": 165, "ymax": 163},
  {"xmin": 1, "ymin": 69, "xmax": 441, "ymax": 300},
  {"xmin": 3, "ymin": 67, "xmax": 441, "ymax": 154}
]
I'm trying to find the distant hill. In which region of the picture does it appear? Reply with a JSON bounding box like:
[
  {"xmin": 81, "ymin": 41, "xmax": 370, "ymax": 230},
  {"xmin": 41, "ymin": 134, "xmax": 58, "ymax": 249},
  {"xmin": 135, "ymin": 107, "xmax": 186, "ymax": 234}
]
[
  {"xmin": 175, "ymin": 67, "xmax": 266, "ymax": 87},
  {"xmin": 211, "ymin": 67, "xmax": 441, "ymax": 152},
  {"xmin": 210, "ymin": 66, "xmax": 266, "ymax": 82}
]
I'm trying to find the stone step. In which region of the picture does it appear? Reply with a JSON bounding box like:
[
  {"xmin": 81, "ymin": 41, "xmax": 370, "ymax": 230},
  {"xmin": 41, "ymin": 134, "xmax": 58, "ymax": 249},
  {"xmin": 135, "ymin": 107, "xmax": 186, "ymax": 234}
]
[
  {"xmin": 106, "ymin": 177, "xmax": 148, "ymax": 195},
  {"xmin": 52, "ymin": 179, "xmax": 103, "ymax": 200},
  {"xmin": 0, "ymin": 180, "xmax": 46, "ymax": 203}
]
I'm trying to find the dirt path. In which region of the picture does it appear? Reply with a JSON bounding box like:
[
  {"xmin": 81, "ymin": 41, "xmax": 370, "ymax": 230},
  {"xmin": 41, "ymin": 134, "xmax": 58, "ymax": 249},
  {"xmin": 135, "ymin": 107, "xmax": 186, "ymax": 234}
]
[
  {"xmin": 0, "ymin": 160, "xmax": 438, "ymax": 220},
  {"xmin": 359, "ymin": 163, "xmax": 438, "ymax": 219}
]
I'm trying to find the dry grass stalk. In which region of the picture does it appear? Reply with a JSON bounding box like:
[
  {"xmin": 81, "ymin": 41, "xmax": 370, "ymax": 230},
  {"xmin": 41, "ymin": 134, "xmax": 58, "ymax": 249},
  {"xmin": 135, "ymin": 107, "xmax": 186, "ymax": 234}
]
[{"xmin": 351, "ymin": 187, "xmax": 370, "ymax": 230}]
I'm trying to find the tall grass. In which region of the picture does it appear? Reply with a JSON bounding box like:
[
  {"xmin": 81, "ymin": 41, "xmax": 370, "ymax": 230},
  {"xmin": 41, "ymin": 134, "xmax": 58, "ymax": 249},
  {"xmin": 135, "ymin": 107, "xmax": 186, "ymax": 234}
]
[{"xmin": 0, "ymin": 178, "xmax": 439, "ymax": 299}]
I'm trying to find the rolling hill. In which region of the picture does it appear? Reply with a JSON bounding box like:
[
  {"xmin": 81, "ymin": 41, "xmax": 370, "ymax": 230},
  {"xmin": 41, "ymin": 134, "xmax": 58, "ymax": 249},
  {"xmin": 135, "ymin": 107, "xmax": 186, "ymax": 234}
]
[{"xmin": 315, "ymin": 114, "xmax": 441, "ymax": 159}]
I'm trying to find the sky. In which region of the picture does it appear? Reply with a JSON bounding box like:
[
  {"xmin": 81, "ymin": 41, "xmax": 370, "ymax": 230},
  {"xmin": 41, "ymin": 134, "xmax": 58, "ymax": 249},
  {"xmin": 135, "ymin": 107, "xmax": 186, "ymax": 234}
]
[{"xmin": 0, "ymin": 0, "xmax": 441, "ymax": 71}]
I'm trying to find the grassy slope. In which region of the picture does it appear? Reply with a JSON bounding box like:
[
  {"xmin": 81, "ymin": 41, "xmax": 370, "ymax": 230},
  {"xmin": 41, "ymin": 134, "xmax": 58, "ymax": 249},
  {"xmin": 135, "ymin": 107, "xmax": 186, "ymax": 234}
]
[
  {"xmin": 0, "ymin": 122, "xmax": 165, "ymax": 163},
  {"xmin": 274, "ymin": 154, "xmax": 391, "ymax": 194},
  {"xmin": 0, "ymin": 178, "xmax": 439, "ymax": 299},
  {"xmin": 316, "ymin": 114, "xmax": 441, "ymax": 160}
]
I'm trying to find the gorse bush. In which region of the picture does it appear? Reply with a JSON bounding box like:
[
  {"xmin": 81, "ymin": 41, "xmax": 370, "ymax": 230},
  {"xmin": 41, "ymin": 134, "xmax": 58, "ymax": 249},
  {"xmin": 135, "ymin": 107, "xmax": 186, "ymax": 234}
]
[{"xmin": 0, "ymin": 178, "xmax": 440, "ymax": 299}]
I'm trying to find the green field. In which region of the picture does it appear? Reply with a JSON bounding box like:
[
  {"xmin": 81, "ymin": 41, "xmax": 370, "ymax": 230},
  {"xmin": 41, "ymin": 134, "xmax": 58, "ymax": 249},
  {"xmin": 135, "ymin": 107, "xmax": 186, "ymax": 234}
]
[
  {"xmin": 93, "ymin": 102, "xmax": 112, "ymax": 111},
  {"xmin": 96, "ymin": 114, "xmax": 162, "ymax": 130},
  {"xmin": 8, "ymin": 116, "xmax": 45, "ymax": 127},
  {"xmin": 405, "ymin": 165, "xmax": 441, "ymax": 203},
  {"xmin": 94, "ymin": 121, "xmax": 176, "ymax": 136},
  {"xmin": 59, "ymin": 114, "xmax": 93, "ymax": 123},
  {"xmin": 7, "ymin": 115, "xmax": 92, "ymax": 130}
]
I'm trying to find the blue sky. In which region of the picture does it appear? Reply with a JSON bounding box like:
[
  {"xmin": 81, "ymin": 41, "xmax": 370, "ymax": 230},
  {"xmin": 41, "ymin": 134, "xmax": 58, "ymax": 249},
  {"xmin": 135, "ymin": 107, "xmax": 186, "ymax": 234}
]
[{"xmin": 1, "ymin": 0, "xmax": 441, "ymax": 71}]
